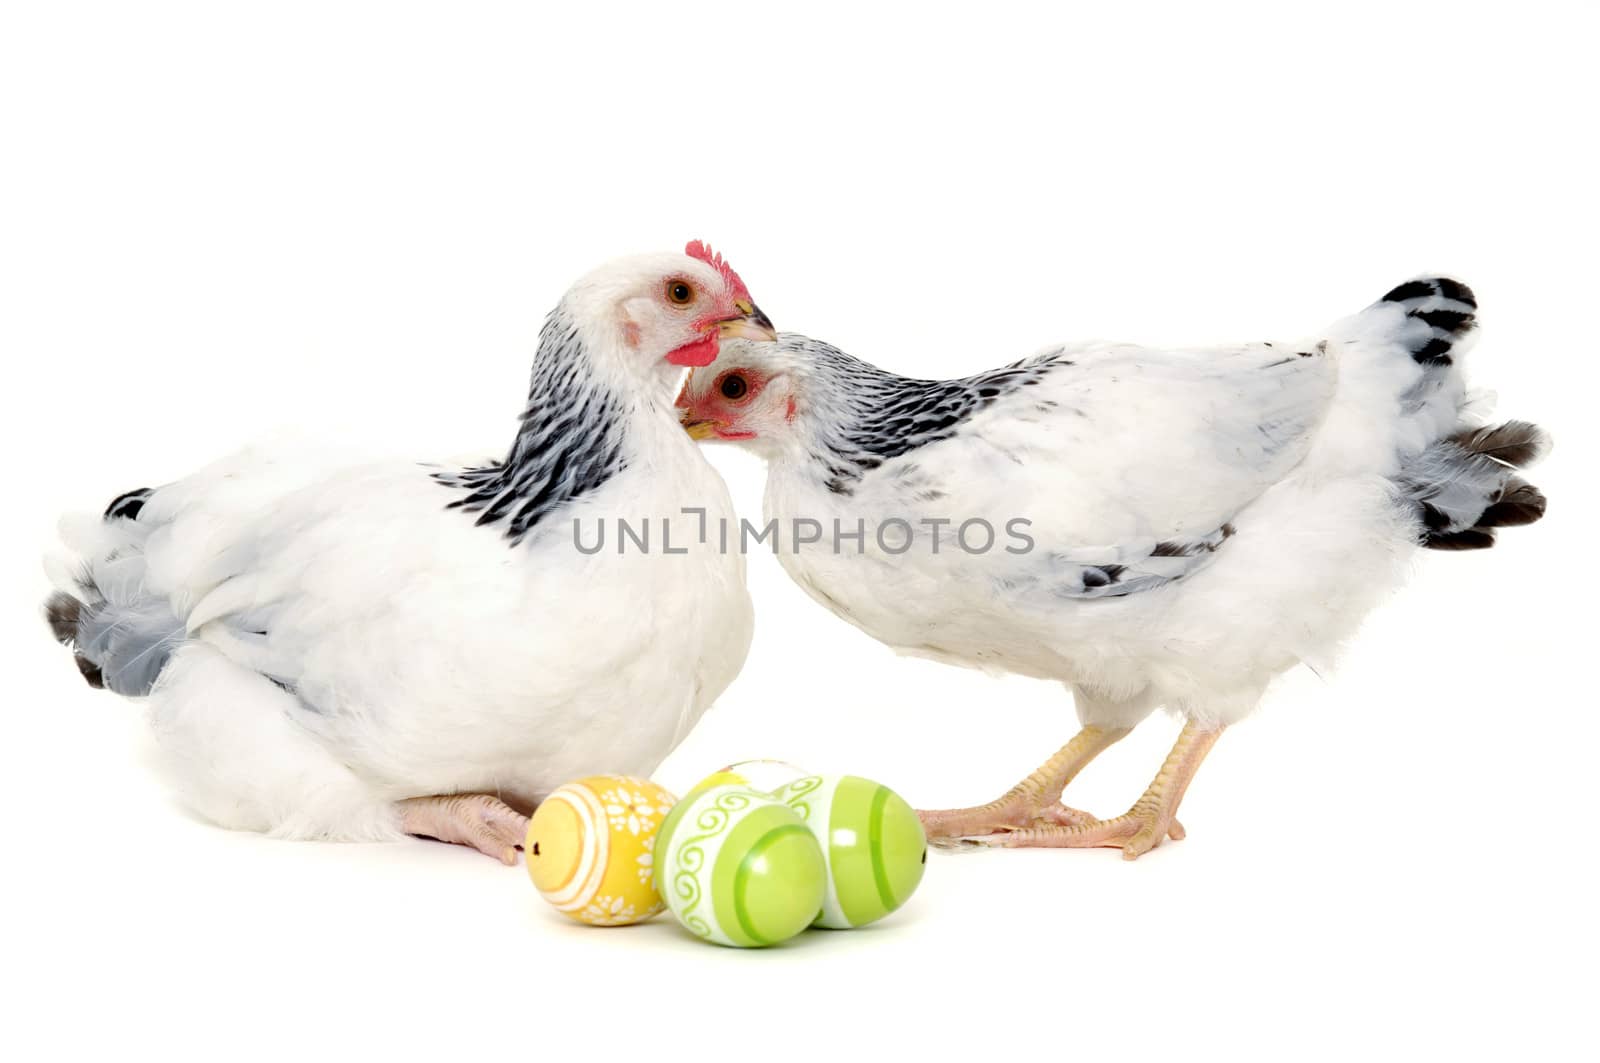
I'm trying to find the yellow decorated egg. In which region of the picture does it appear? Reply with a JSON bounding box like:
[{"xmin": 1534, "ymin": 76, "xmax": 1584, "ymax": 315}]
[
  {"xmin": 525, "ymin": 775, "xmax": 678, "ymax": 926},
  {"xmin": 709, "ymin": 760, "xmax": 809, "ymax": 794}
]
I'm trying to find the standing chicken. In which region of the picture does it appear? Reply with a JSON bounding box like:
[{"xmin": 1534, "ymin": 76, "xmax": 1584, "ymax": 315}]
[
  {"xmin": 677, "ymin": 278, "xmax": 1547, "ymax": 859},
  {"xmin": 46, "ymin": 242, "xmax": 775, "ymax": 863}
]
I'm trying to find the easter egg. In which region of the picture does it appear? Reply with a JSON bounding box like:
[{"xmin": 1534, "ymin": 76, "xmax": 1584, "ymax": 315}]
[
  {"xmin": 771, "ymin": 774, "xmax": 927, "ymax": 929},
  {"xmin": 712, "ymin": 759, "xmax": 809, "ymax": 794},
  {"xmin": 654, "ymin": 784, "xmax": 827, "ymax": 948},
  {"xmin": 684, "ymin": 769, "xmax": 757, "ymax": 796},
  {"xmin": 525, "ymin": 775, "xmax": 677, "ymax": 927}
]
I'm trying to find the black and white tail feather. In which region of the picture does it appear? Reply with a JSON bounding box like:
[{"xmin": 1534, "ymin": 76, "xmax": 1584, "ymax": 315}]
[
  {"xmin": 45, "ymin": 488, "xmax": 185, "ymax": 697},
  {"xmin": 1400, "ymin": 420, "xmax": 1549, "ymax": 550},
  {"xmin": 1374, "ymin": 277, "xmax": 1550, "ymax": 550}
]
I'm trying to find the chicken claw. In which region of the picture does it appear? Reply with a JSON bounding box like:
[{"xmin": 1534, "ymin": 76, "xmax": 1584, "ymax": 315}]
[
  {"xmin": 969, "ymin": 720, "xmax": 1221, "ymax": 860},
  {"xmin": 918, "ymin": 724, "xmax": 1130, "ymax": 844},
  {"xmin": 397, "ymin": 793, "xmax": 529, "ymax": 865},
  {"xmin": 920, "ymin": 798, "xmax": 1098, "ymax": 846},
  {"xmin": 973, "ymin": 807, "xmax": 1187, "ymax": 858}
]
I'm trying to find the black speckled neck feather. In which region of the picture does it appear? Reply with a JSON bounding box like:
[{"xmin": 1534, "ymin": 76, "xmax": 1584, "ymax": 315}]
[
  {"xmin": 792, "ymin": 336, "xmax": 1068, "ymax": 494},
  {"xmin": 435, "ymin": 306, "xmax": 630, "ymax": 543}
]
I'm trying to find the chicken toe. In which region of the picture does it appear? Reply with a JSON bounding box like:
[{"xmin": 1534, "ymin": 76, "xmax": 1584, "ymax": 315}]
[
  {"xmin": 973, "ymin": 720, "xmax": 1220, "ymax": 860},
  {"xmin": 918, "ymin": 724, "xmax": 1128, "ymax": 842},
  {"xmin": 397, "ymin": 793, "xmax": 529, "ymax": 865}
]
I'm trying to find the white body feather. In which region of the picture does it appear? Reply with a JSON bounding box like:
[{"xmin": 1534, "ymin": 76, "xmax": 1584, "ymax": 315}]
[
  {"xmin": 52, "ymin": 253, "xmax": 757, "ymax": 841},
  {"xmin": 733, "ymin": 288, "xmax": 1512, "ymax": 730},
  {"xmin": 65, "ymin": 422, "xmax": 751, "ymax": 840}
]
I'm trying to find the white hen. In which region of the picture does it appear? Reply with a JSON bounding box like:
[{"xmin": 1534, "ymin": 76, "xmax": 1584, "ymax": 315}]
[
  {"xmin": 47, "ymin": 243, "xmax": 774, "ymax": 862},
  {"xmin": 676, "ymin": 278, "xmax": 1548, "ymax": 859}
]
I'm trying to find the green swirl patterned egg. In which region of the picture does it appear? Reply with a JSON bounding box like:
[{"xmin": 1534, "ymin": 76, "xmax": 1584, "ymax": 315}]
[
  {"xmin": 770, "ymin": 774, "xmax": 927, "ymax": 929},
  {"xmin": 654, "ymin": 784, "xmax": 826, "ymax": 948}
]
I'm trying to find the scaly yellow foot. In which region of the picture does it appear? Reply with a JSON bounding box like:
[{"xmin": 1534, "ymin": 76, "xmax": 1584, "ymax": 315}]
[
  {"xmin": 974, "ymin": 720, "xmax": 1222, "ymax": 860},
  {"xmin": 918, "ymin": 725, "xmax": 1130, "ymax": 844},
  {"xmin": 919, "ymin": 796, "xmax": 1098, "ymax": 843}
]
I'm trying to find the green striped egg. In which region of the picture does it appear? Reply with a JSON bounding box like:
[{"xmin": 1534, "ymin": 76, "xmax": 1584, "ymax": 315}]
[
  {"xmin": 771, "ymin": 774, "xmax": 927, "ymax": 929},
  {"xmin": 654, "ymin": 784, "xmax": 826, "ymax": 948}
]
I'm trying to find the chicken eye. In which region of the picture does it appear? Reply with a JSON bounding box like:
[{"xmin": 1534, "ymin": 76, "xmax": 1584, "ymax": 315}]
[
  {"xmin": 666, "ymin": 280, "xmax": 694, "ymax": 305},
  {"xmin": 719, "ymin": 374, "xmax": 749, "ymax": 401}
]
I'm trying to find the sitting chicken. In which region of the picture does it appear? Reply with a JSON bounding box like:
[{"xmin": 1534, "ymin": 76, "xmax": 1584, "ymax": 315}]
[
  {"xmin": 677, "ymin": 278, "xmax": 1547, "ymax": 859},
  {"xmin": 46, "ymin": 243, "xmax": 774, "ymax": 862}
]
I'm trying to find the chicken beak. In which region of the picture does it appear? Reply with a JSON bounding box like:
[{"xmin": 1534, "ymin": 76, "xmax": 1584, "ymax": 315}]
[
  {"xmin": 683, "ymin": 419, "xmax": 720, "ymax": 440},
  {"xmin": 718, "ymin": 299, "xmax": 777, "ymax": 342}
]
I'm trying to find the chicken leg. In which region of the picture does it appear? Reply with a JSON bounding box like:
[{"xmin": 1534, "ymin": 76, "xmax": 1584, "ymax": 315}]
[
  {"xmin": 919, "ymin": 725, "xmax": 1131, "ymax": 843},
  {"xmin": 977, "ymin": 720, "xmax": 1222, "ymax": 860},
  {"xmin": 398, "ymin": 794, "xmax": 530, "ymax": 865}
]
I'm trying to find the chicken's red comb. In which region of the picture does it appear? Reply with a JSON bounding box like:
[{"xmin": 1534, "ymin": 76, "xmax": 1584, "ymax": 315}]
[{"xmin": 686, "ymin": 239, "xmax": 752, "ymax": 302}]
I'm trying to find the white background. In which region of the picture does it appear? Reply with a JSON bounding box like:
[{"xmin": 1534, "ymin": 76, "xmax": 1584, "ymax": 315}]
[{"xmin": 3, "ymin": 3, "xmax": 1595, "ymax": 1060}]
